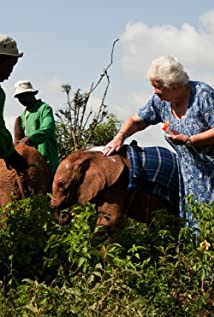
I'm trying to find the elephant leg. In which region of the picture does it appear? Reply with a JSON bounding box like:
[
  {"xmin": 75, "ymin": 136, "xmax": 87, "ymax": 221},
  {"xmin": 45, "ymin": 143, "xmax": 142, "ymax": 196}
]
[
  {"xmin": 96, "ymin": 202, "xmax": 124, "ymax": 228},
  {"xmin": 95, "ymin": 188, "xmax": 127, "ymax": 229},
  {"xmin": 126, "ymin": 191, "xmax": 168, "ymax": 224},
  {"xmin": 82, "ymin": 164, "xmax": 128, "ymax": 230},
  {"xmin": 0, "ymin": 191, "xmax": 13, "ymax": 207},
  {"xmin": 0, "ymin": 192, "xmax": 15, "ymax": 228}
]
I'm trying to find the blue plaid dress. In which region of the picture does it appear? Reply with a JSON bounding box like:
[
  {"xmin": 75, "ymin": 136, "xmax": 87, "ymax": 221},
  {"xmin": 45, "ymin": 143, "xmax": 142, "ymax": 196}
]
[
  {"xmin": 126, "ymin": 145, "xmax": 180, "ymax": 208},
  {"xmin": 137, "ymin": 81, "xmax": 214, "ymax": 226}
]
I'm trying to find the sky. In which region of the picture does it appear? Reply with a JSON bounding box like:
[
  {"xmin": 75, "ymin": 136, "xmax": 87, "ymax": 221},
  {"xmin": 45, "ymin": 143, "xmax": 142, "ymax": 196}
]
[{"xmin": 2, "ymin": 0, "xmax": 214, "ymax": 150}]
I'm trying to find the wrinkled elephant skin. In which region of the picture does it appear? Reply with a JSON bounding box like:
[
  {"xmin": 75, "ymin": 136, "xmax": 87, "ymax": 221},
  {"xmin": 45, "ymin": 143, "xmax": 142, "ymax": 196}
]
[
  {"xmin": 51, "ymin": 149, "xmax": 178, "ymax": 229},
  {"xmin": 0, "ymin": 143, "xmax": 49, "ymax": 207}
]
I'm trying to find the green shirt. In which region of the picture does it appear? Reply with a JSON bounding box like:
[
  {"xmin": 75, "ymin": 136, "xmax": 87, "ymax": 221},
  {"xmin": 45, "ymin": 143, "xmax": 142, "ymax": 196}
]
[
  {"xmin": 20, "ymin": 99, "xmax": 59, "ymax": 182},
  {"xmin": 0, "ymin": 86, "xmax": 15, "ymax": 158}
]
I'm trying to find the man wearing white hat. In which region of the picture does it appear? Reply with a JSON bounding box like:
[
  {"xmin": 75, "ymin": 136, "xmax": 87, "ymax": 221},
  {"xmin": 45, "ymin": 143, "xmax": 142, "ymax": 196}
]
[
  {"xmin": 14, "ymin": 80, "xmax": 59, "ymax": 186},
  {"xmin": 0, "ymin": 34, "xmax": 28, "ymax": 173}
]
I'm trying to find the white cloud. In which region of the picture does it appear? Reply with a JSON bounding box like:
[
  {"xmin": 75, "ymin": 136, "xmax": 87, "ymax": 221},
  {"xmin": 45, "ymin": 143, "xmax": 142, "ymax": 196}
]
[
  {"xmin": 120, "ymin": 10, "xmax": 214, "ymax": 85},
  {"xmin": 200, "ymin": 10, "xmax": 214, "ymax": 33}
]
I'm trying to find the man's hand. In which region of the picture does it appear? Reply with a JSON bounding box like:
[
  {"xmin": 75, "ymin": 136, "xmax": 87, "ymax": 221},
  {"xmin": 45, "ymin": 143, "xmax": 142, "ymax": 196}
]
[
  {"xmin": 5, "ymin": 150, "xmax": 29, "ymax": 174},
  {"xmin": 18, "ymin": 136, "xmax": 32, "ymax": 145}
]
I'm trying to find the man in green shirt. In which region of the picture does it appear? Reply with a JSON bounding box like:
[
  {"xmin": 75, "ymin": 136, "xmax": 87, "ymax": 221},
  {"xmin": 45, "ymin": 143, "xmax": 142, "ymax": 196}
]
[
  {"xmin": 14, "ymin": 80, "xmax": 59, "ymax": 187},
  {"xmin": 0, "ymin": 34, "xmax": 28, "ymax": 173}
]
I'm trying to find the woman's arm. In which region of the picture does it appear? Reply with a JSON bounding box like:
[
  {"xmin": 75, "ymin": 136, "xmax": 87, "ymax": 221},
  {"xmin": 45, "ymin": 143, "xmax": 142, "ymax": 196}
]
[
  {"xmin": 167, "ymin": 127, "xmax": 214, "ymax": 146},
  {"xmin": 103, "ymin": 114, "xmax": 147, "ymax": 156}
]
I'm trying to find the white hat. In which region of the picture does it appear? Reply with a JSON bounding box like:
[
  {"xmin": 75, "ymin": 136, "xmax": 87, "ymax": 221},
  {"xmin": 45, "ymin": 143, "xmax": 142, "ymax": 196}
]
[
  {"xmin": 14, "ymin": 80, "xmax": 38, "ymax": 97},
  {"xmin": 0, "ymin": 34, "xmax": 23, "ymax": 57}
]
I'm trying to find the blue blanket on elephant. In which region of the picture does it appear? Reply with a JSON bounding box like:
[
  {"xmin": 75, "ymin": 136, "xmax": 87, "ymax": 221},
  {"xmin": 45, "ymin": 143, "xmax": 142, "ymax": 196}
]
[{"xmin": 126, "ymin": 144, "xmax": 180, "ymax": 206}]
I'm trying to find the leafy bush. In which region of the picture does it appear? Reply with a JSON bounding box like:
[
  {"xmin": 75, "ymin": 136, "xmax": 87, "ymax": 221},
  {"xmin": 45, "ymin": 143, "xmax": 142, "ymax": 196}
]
[{"xmin": 0, "ymin": 196, "xmax": 213, "ymax": 316}]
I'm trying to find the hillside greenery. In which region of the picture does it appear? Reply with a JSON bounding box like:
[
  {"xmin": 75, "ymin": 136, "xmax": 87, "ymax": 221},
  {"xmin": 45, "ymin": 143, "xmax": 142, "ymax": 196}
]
[{"xmin": 0, "ymin": 195, "xmax": 213, "ymax": 316}]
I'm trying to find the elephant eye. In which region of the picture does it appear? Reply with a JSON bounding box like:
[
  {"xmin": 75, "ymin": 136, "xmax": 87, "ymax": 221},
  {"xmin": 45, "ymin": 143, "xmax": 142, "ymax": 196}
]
[{"xmin": 58, "ymin": 180, "xmax": 65, "ymax": 189}]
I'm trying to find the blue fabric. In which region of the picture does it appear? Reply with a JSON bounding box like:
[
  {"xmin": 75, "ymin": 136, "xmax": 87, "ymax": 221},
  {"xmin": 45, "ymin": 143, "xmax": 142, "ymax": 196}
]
[
  {"xmin": 137, "ymin": 80, "xmax": 214, "ymax": 227},
  {"xmin": 126, "ymin": 144, "xmax": 180, "ymax": 207}
]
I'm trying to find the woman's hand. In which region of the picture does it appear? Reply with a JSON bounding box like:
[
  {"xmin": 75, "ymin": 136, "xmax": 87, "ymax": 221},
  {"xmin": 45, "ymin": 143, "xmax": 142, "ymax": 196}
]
[
  {"xmin": 18, "ymin": 136, "xmax": 32, "ymax": 145},
  {"xmin": 166, "ymin": 132, "xmax": 188, "ymax": 145},
  {"xmin": 103, "ymin": 135, "xmax": 124, "ymax": 156}
]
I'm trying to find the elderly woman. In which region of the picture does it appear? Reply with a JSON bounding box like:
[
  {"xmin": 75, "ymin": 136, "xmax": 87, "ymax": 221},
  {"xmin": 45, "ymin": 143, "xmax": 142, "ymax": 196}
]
[{"xmin": 103, "ymin": 55, "xmax": 214, "ymax": 226}]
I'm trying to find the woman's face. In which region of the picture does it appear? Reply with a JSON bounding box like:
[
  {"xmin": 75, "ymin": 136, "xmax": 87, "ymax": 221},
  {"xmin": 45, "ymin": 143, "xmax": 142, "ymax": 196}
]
[
  {"xmin": 151, "ymin": 80, "xmax": 183, "ymax": 103},
  {"xmin": 150, "ymin": 80, "xmax": 175, "ymax": 102},
  {"xmin": 0, "ymin": 55, "xmax": 18, "ymax": 82}
]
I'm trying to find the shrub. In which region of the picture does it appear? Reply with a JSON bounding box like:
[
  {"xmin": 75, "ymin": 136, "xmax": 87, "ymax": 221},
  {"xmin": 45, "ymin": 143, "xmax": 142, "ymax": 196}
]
[{"xmin": 0, "ymin": 196, "xmax": 213, "ymax": 316}]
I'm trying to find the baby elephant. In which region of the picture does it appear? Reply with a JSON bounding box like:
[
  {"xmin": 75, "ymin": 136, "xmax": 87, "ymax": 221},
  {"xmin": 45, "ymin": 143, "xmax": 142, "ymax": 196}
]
[
  {"xmin": 0, "ymin": 143, "xmax": 49, "ymax": 207},
  {"xmin": 51, "ymin": 145, "xmax": 179, "ymax": 230}
]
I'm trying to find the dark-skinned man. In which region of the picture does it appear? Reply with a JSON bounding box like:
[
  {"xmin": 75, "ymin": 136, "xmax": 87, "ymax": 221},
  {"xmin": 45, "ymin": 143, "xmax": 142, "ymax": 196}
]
[
  {"xmin": 0, "ymin": 34, "xmax": 28, "ymax": 174},
  {"xmin": 14, "ymin": 80, "xmax": 59, "ymax": 188}
]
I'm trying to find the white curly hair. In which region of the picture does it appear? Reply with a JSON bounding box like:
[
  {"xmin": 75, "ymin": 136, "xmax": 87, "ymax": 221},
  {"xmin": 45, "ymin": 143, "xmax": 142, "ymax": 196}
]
[{"xmin": 147, "ymin": 56, "xmax": 189, "ymax": 88}]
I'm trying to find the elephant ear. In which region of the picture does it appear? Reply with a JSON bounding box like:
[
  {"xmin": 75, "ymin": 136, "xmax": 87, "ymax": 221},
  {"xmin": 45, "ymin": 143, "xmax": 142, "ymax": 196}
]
[
  {"xmin": 78, "ymin": 152, "xmax": 125, "ymax": 204},
  {"xmin": 14, "ymin": 116, "xmax": 24, "ymax": 145}
]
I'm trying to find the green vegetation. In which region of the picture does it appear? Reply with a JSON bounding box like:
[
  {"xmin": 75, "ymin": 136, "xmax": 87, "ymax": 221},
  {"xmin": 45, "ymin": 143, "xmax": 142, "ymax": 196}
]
[
  {"xmin": 0, "ymin": 195, "xmax": 213, "ymax": 316},
  {"xmin": 55, "ymin": 39, "xmax": 121, "ymax": 160}
]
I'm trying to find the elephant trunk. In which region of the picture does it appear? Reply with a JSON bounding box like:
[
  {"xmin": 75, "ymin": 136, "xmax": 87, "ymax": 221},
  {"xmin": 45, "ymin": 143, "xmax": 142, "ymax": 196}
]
[{"xmin": 53, "ymin": 209, "xmax": 72, "ymax": 225}]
